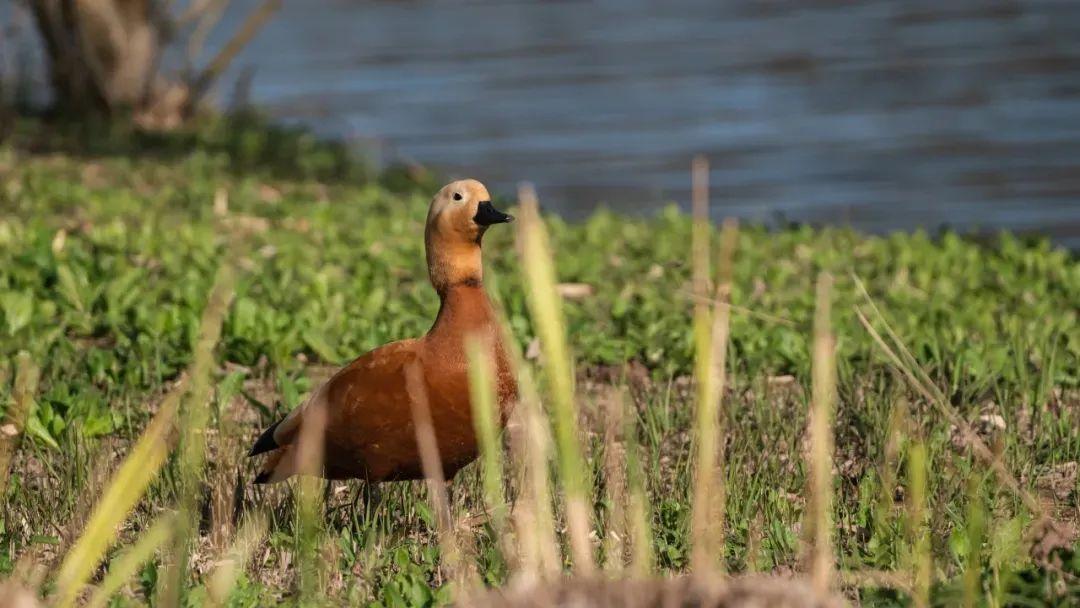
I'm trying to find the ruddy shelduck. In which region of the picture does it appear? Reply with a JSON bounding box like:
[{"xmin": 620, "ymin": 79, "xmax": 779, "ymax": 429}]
[{"xmin": 249, "ymin": 179, "xmax": 517, "ymax": 483}]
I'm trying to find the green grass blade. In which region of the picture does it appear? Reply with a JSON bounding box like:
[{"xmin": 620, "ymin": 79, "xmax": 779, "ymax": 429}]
[
  {"xmin": 907, "ymin": 441, "xmax": 931, "ymax": 608},
  {"xmin": 85, "ymin": 513, "xmax": 176, "ymax": 608},
  {"xmin": 52, "ymin": 379, "xmax": 187, "ymax": 608},
  {"xmin": 962, "ymin": 474, "xmax": 986, "ymax": 608},
  {"xmin": 466, "ymin": 334, "xmax": 511, "ymax": 548},
  {"xmin": 515, "ymin": 183, "xmax": 593, "ymax": 575},
  {"xmin": 809, "ymin": 272, "xmax": 836, "ymax": 595},
  {"xmin": 162, "ymin": 262, "xmax": 237, "ymax": 608}
]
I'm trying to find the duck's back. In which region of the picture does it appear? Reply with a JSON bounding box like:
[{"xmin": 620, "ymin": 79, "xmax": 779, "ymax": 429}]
[
  {"xmin": 255, "ymin": 286, "xmax": 516, "ymax": 483},
  {"xmin": 324, "ymin": 303, "xmax": 513, "ymax": 481}
]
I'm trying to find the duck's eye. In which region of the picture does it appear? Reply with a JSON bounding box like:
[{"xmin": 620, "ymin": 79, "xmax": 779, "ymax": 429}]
[{"xmin": 453, "ymin": 192, "xmax": 463, "ymax": 201}]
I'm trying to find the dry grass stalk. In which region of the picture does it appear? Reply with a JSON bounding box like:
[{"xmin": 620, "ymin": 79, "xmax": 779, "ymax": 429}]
[
  {"xmin": 628, "ymin": 481, "xmax": 654, "ymax": 578},
  {"xmin": 475, "ymin": 253, "xmax": 559, "ymax": 583},
  {"xmin": 852, "ymin": 277, "xmax": 1045, "ymax": 519},
  {"xmin": 625, "ymin": 402, "xmax": 654, "ymax": 578},
  {"xmin": 0, "ymin": 352, "xmax": 39, "ymax": 498},
  {"xmin": 85, "ymin": 513, "xmax": 176, "ymax": 608},
  {"xmin": 689, "ymin": 154, "xmax": 715, "ymax": 574},
  {"xmin": 161, "ymin": 262, "xmax": 237, "ymax": 608},
  {"xmin": 206, "ymin": 512, "xmax": 269, "ymax": 607},
  {"xmin": 405, "ymin": 362, "xmax": 477, "ymax": 596},
  {"xmin": 509, "ymin": 367, "xmax": 561, "ymax": 584},
  {"xmin": 51, "ymin": 375, "xmax": 189, "ymax": 608},
  {"xmin": 601, "ymin": 387, "xmax": 629, "ymax": 573},
  {"xmin": 691, "ymin": 155, "xmax": 712, "ymax": 299},
  {"xmin": 689, "ymin": 155, "xmax": 736, "ymax": 575},
  {"xmin": 837, "ymin": 569, "xmax": 916, "ymax": 596},
  {"xmin": 209, "ymin": 414, "xmax": 244, "ymax": 552},
  {"xmin": 294, "ymin": 384, "xmax": 328, "ymax": 602},
  {"xmin": 808, "ymin": 273, "xmax": 836, "ymax": 596},
  {"xmin": 516, "ymin": 183, "xmax": 594, "ymax": 575}
]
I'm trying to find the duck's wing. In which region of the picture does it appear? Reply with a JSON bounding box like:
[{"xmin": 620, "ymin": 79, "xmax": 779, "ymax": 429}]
[{"xmin": 249, "ymin": 338, "xmax": 420, "ymax": 483}]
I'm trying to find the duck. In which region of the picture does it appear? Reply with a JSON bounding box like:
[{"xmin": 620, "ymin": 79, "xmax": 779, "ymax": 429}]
[{"xmin": 249, "ymin": 179, "xmax": 518, "ymax": 484}]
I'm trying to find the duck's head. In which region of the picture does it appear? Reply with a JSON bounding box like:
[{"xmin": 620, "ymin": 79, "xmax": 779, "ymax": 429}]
[{"xmin": 425, "ymin": 179, "xmax": 513, "ymax": 293}]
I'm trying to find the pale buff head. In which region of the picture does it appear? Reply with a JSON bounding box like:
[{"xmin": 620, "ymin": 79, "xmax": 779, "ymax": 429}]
[{"xmin": 425, "ymin": 179, "xmax": 514, "ymax": 293}]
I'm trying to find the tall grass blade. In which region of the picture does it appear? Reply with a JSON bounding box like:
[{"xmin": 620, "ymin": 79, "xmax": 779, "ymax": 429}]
[
  {"xmin": 809, "ymin": 272, "xmax": 836, "ymax": 595},
  {"xmin": 515, "ymin": 183, "xmax": 594, "ymax": 574},
  {"xmin": 962, "ymin": 474, "xmax": 986, "ymax": 608},
  {"xmin": 689, "ymin": 152, "xmax": 714, "ymax": 576},
  {"xmin": 294, "ymin": 388, "xmax": 328, "ymax": 603},
  {"xmin": 163, "ymin": 262, "xmax": 237, "ymax": 607},
  {"xmin": 52, "ymin": 377, "xmax": 188, "ymax": 608},
  {"xmin": 466, "ymin": 335, "xmax": 511, "ymax": 549},
  {"xmin": 509, "ymin": 365, "xmax": 560, "ymax": 583},
  {"xmin": 625, "ymin": 408, "xmax": 654, "ymax": 578},
  {"xmin": 873, "ymin": 398, "xmax": 907, "ymax": 563},
  {"xmin": 478, "ymin": 238, "xmax": 558, "ymax": 582},
  {"xmin": 691, "ymin": 155, "xmax": 712, "ymax": 300},
  {"xmin": 207, "ymin": 512, "xmax": 269, "ymax": 608},
  {"xmin": 689, "ymin": 155, "xmax": 736, "ymax": 574},
  {"xmin": 405, "ymin": 361, "xmax": 476, "ymax": 596},
  {"xmin": 85, "ymin": 513, "xmax": 176, "ymax": 608},
  {"xmin": 601, "ymin": 387, "xmax": 628, "ymax": 573},
  {"xmin": 0, "ymin": 351, "xmax": 39, "ymax": 498},
  {"xmin": 906, "ymin": 442, "xmax": 931, "ymax": 608}
]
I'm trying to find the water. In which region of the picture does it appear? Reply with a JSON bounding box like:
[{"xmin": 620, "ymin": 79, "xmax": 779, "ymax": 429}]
[{"xmin": 14, "ymin": 0, "xmax": 1080, "ymax": 246}]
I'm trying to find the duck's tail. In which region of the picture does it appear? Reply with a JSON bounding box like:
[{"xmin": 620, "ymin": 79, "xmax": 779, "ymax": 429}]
[{"xmin": 248, "ymin": 380, "xmax": 331, "ymax": 484}]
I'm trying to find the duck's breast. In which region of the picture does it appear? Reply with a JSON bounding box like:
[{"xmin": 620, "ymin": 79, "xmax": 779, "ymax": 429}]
[{"xmin": 321, "ymin": 339, "xmax": 422, "ymax": 480}]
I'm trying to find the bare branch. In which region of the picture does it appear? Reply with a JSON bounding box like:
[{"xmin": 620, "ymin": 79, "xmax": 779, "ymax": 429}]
[{"xmin": 186, "ymin": 0, "xmax": 280, "ymax": 106}]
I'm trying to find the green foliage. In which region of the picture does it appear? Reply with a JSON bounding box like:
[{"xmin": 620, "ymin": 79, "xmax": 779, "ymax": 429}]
[{"xmin": 0, "ymin": 125, "xmax": 1077, "ymax": 606}]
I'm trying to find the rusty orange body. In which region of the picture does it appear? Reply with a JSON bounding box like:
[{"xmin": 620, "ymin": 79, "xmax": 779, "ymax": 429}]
[{"xmin": 250, "ymin": 179, "xmax": 517, "ymax": 483}]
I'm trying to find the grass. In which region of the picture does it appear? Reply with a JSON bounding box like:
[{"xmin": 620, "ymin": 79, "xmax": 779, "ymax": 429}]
[{"xmin": 0, "ymin": 120, "xmax": 1078, "ymax": 606}]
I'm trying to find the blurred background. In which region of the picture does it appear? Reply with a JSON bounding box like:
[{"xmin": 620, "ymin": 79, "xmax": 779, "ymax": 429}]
[{"xmin": 3, "ymin": 0, "xmax": 1079, "ymax": 247}]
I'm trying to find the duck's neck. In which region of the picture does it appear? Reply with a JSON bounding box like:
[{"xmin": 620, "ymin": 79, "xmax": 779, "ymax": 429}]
[
  {"xmin": 426, "ymin": 235, "xmax": 483, "ymax": 297},
  {"xmin": 428, "ymin": 281, "xmax": 496, "ymax": 340}
]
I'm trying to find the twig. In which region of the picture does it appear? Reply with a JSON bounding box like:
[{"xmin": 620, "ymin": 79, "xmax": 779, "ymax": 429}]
[
  {"xmin": 187, "ymin": 0, "xmax": 281, "ymax": 104},
  {"xmin": 185, "ymin": 0, "xmax": 230, "ymax": 68}
]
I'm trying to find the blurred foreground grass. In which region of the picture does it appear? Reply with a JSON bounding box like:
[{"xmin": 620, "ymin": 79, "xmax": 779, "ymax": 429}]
[{"xmin": 0, "ymin": 120, "xmax": 1077, "ymax": 606}]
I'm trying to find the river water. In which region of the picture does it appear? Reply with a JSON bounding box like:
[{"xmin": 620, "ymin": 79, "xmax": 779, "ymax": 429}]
[{"xmin": 13, "ymin": 0, "xmax": 1080, "ymax": 246}]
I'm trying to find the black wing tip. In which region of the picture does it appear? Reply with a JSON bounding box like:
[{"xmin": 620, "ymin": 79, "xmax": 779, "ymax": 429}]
[
  {"xmin": 248, "ymin": 418, "xmax": 283, "ymax": 457},
  {"xmin": 253, "ymin": 470, "xmax": 272, "ymax": 484}
]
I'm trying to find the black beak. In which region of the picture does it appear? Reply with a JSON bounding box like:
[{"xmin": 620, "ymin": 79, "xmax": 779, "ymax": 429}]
[{"xmin": 474, "ymin": 201, "xmax": 515, "ymax": 226}]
